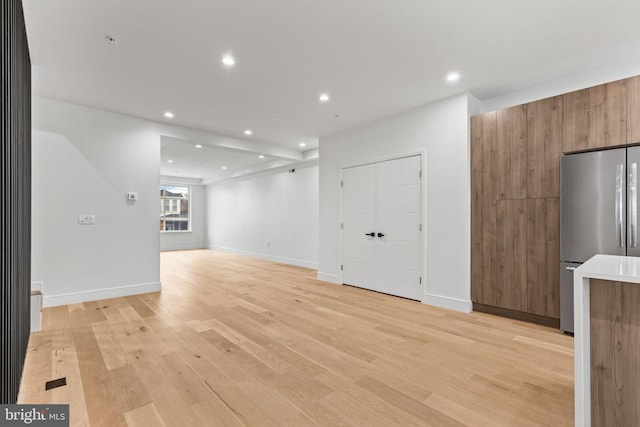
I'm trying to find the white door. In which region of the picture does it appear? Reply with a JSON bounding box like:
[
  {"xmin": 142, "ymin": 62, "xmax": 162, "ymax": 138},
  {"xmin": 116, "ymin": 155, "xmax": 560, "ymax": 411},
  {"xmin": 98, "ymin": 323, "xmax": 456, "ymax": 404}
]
[
  {"xmin": 342, "ymin": 155, "xmax": 422, "ymax": 300},
  {"xmin": 341, "ymin": 163, "xmax": 376, "ymax": 289}
]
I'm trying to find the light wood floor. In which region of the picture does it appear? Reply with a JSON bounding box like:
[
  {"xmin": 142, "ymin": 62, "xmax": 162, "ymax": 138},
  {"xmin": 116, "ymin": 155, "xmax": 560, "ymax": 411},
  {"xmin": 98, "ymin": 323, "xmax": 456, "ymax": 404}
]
[{"xmin": 19, "ymin": 250, "xmax": 574, "ymax": 426}]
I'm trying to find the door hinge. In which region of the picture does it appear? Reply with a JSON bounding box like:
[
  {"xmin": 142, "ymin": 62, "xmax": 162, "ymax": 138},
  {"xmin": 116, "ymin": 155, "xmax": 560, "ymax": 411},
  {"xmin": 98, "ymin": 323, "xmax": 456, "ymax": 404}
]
[
  {"xmin": 419, "ymin": 224, "xmax": 422, "ymax": 231},
  {"xmin": 419, "ymin": 277, "xmax": 422, "ymax": 284},
  {"xmin": 341, "ymin": 265, "xmax": 343, "ymax": 271},
  {"xmin": 419, "ymin": 170, "xmax": 422, "ymax": 178},
  {"xmin": 340, "ymin": 180, "xmax": 343, "ymax": 188},
  {"xmin": 340, "ymin": 222, "xmax": 343, "ymax": 229}
]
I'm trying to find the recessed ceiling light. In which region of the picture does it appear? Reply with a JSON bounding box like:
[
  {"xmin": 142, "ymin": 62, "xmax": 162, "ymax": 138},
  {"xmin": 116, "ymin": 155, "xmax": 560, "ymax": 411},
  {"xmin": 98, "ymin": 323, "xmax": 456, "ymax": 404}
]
[
  {"xmin": 259, "ymin": 155, "xmax": 265, "ymax": 159},
  {"xmin": 446, "ymin": 72, "xmax": 460, "ymax": 83},
  {"xmin": 244, "ymin": 129, "xmax": 252, "ymax": 135},
  {"xmin": 299, "ymin": 142, "xmax": 306, "ymax": 147},
  {"xmin": 164, "ymin": 111, "xmax": 174, "ymax": 118},
  {"xmin": 319, "ymin": 93, "xmax": 330, "ymax": 102},
  {"xmin": 222, "ymin": 55, "xmax": 235, "ymax": 66},
  {"xmin": 195, "ymin": 144, "xmax": 202, "ymax": 148},
  {"xmin": 222, "ymin": 166, "xmax": 227, "ymax": 170},
  {"xmin": 167, "ymin": 160, "xmax": 174, "ymax": 163}
]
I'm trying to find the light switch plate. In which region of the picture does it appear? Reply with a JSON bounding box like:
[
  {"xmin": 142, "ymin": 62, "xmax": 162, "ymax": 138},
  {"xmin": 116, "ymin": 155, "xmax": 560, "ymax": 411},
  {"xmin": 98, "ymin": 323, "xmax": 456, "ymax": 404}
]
[{"xmin": 78, "ymin": 214, "xmax": 95, "ymax": 225}]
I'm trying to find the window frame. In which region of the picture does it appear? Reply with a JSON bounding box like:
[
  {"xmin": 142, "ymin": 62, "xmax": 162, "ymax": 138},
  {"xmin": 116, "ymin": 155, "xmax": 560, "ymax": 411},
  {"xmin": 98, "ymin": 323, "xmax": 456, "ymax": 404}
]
[{"xmin": 159, "ymin": 183, "xmax": 192, "ymax": 233}]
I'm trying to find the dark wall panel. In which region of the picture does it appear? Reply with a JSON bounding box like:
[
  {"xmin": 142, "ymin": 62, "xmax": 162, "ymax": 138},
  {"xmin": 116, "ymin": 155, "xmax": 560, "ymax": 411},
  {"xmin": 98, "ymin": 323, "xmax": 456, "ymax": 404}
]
[{"xmin": 1, "ymin": 0, "xmax": 32, "ymax": 404}]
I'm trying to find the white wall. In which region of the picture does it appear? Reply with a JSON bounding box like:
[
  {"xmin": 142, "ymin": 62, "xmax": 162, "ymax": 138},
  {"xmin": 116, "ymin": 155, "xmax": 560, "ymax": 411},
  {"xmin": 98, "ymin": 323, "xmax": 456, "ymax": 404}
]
[
  {"xmin": 207, "ymin": 162, "xmax": 319, "ymax": 269},
  {"xmin": 160, "ymin": 175, "xmax": 206, "ymax": 251},
  {"xmin": 318, "ymin": 93, "xmax": 472, "ymax": 312},
  {"xmin": 32, "ymin": 98, "xmax": 162, "ymax": 306}
]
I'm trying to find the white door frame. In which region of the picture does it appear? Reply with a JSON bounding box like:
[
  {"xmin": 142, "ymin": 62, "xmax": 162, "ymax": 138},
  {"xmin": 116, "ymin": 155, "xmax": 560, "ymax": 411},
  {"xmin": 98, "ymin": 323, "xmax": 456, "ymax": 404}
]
[{"xmin": 339, "ymin": 151, "xmax": 426, "ymax": 301}]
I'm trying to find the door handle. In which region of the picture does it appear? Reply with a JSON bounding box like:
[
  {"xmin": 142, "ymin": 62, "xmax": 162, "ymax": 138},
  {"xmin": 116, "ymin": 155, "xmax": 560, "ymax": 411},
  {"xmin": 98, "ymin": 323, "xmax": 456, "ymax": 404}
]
[
  {"xmin": 631, "ymin": 163, "xmax": 638, "ymax": 248},
  {"xmin": 365, "ymin": 233, "xmax": 375, "ymax": 237},
  {"xmin": 616, "ymin": 164, "xmax": 625, "ymax": 247},
  {"xmin": 377, "ymin": 233, "xmax": 385, "ymax": 238}
]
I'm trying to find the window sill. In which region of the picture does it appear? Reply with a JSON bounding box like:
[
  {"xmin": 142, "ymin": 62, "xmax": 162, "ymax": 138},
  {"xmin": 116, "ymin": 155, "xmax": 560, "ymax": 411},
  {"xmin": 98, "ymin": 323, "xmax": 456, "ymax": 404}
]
[{"xmin": 160, "ymin": 230, "xmax": 192, "ymax": 234}]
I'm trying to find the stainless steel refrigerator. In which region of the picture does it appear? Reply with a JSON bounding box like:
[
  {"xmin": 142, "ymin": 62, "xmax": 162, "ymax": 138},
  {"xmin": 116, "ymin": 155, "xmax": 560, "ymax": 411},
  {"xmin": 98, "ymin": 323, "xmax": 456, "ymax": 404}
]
[{"xmin": 560, "ymin": 147, "xmax": 640, "ymax": 332}]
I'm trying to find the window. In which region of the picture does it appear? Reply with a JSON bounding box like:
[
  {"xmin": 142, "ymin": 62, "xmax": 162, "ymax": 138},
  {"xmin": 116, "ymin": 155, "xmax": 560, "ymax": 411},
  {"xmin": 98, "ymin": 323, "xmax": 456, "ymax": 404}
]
[{"xmin": 160, "ymin": 185, "xmax": 190, "ymax": 231}]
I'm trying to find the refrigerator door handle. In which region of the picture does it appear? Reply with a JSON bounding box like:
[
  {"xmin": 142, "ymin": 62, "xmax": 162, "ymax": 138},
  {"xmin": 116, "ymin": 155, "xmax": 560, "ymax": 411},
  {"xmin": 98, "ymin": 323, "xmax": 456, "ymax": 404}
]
[
  {"xmin": 617, "ymin": 164, "xmax": 625, "ymax": 247},
  {"xmin": 631, "ymin": 163, "xmax": 638, "ymax": 248}
]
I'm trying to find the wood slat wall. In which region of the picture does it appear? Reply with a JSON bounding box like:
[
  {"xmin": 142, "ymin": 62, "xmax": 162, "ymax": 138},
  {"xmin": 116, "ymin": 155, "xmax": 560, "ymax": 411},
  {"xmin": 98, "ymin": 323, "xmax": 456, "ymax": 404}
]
[{"xmin": 1, "ymin": 0, "xmax": 32, "ymax": 404}]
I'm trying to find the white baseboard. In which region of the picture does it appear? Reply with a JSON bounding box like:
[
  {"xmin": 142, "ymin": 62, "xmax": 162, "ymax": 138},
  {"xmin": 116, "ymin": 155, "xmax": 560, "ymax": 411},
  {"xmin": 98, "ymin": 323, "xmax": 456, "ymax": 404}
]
[
  {"xmin": 208, "ymin": 245, "xmax": 318, "ymax": 269},
  {"xmin": 31, "ymin": 281, "xmax": 43, "ymax": 293},
  {"xmin": 423, "ymin": 293, "xmax": 473, "ymax": 313},
  {"xmin": 31, "ymin": 282, "xmax": 43, "ymax": 332},
  {"xmin": 160, "ymin": 244, "xmax": 206, "ymax": 252},
  {"xmin": 43, "ymin": 282, "xmax": 162, "ymax": 308},
  {"xmin": 317, "ymin": 271, "xmax": 341, "ymax": 284}
]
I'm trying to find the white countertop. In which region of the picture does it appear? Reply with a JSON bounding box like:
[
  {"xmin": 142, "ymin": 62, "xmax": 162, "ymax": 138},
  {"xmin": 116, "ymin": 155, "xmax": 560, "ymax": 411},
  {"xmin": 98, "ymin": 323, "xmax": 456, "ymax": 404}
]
[{"xmin": 575, "ymin": 254, "xmax": 640, "ymax": 283}]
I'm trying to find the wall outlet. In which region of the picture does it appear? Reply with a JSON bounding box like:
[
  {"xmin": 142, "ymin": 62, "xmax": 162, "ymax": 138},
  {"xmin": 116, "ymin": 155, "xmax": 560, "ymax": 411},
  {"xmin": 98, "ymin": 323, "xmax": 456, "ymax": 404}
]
[
  {"xmin": 78, "ymin": 214, "xmax": 95, "ymax": 225},
  {"xmin": 127, "ymin": 192, "xmax": 138, "ymax": 201}
]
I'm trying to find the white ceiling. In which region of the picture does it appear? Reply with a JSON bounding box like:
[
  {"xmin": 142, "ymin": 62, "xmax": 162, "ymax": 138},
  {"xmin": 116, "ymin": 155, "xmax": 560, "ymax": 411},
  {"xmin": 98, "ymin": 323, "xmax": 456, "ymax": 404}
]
[{"xmin": 22, "ymin": 0, "xmax": 640, "ymax": 180}]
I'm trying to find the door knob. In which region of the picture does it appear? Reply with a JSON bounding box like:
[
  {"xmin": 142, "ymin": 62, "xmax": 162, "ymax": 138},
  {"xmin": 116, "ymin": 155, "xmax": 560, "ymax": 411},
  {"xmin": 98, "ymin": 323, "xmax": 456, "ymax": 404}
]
[
  {"xmin": 377, "ymin": 232, "xmax": 385, "ymax": 238},
  {"xmin": 365, "ymin": 232, "xmax": 375, "ymax": 237}
]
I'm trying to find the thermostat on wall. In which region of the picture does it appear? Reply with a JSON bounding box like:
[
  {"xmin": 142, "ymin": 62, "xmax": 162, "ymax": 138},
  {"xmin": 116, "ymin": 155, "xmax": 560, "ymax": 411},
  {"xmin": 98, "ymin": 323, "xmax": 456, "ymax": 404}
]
[
  {"xmin": 78, "ymin": 214, "xmax": 95, "ymax": 225},
  {"xmin": 127, "ymin": 192, "xmax": 138, "ymax": 201}
]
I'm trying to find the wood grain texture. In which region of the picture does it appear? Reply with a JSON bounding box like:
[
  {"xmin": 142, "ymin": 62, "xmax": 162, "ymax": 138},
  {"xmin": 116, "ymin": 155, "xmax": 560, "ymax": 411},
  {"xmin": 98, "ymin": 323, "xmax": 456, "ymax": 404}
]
[
  {"xmin": 563, "ymin": 79, "xmax": 627, "ymax": 152},
  {"xmin": 20, "ymin": 250, "xmax": 574, "ymax": 427},
  {"xmin": 628, "ymin": 75, "xmax": 640, "ymax": 144},
  {"xmin": 527, "ymin": 96, "xmax": 563, "ymax": 198},
  {"xmin": 496, "ymin": 199, "xmax": 528, "ymax": 312},
  {"xmin": 496, "ymin": 105, "xmax": 527, "ymax": 199},
  {"xmin": 471, "ymin": 112, "xmax": 497, "ymax": 306},
  {"xmin": 526, "ymin": 198, "xmax": 560, "ymax": 318},
  {"xmin": 590, "ymin": 279, "xmax": 640, "ymax": 427}
]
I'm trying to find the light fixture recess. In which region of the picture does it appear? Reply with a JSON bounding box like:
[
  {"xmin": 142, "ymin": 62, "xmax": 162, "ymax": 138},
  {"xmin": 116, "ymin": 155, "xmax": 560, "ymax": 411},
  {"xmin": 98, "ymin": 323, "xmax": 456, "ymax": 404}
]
[
  {"xmin": 222, "ymin": 166, "xmax": 227, "ymax": 170},
  {"xmin": 195, "ymin": 144, "xmax": 202, "ymax": 148},
  {"xmin": 244, "ymin": 129, "xmax": 252, "ymax": 135},
  {"xmin": 319, "ymin": 93, "xmax": 330, "ymax": 102},
  {"xmin": 299, "ymin": 142, "xmax": 306, "ymax": 147},
  {"xmin": 259, "ymin": 155, "xmax": 265, "ymax": 159},
  {"xmin": 222, "ymin": 55, "xmax": 235, "ymax": 66},
  {"xmin": 167, "ymin": 160, "xmax": 174, "ymax": 163},
  {"xmin": 446, "ymin": 72, "xmax": 460, "ymax": 83},
  {"xmin": 164, "ymin": 111, "xmax": 174, "ymax": 118}
]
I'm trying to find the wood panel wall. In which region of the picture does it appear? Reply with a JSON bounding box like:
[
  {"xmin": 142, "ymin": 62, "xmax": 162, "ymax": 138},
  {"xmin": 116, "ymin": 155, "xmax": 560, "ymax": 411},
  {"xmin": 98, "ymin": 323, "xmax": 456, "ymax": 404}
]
[
  {"xmin": 471, "ymin": 73, "xmax": 640, "ymax": 325},
  {"xmin": 1, "ymin": 0, "xmax": 32, "ymax": 404}
]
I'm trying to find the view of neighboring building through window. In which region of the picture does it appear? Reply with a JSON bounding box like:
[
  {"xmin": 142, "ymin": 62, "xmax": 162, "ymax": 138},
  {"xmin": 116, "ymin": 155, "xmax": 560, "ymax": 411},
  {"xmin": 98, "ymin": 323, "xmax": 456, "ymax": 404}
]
[{"xmin": 160, "ymin": 185, "xmax": 190, "ymax": 231}]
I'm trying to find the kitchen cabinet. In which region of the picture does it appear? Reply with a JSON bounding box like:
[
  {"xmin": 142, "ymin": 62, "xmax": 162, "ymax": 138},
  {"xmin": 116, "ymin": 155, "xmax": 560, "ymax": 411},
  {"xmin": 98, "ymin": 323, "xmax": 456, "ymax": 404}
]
[
  {"xmin": 496, "ymin": 105, "xmax": 527, "ymax": 200},
  {"xmin": 471, "ymin": 76, "xmax": 640, "ymax": 326},
  {"xmin": 627, "ymin": 75, "xmax": 640, "ymax": 144},
  {"xmin": 527, "ymin": 96, "xmax": 562, "ymax": 198},
  {"xmin": 495, "ymin": 199, "xmax": 527, "ymax": 312},
  {"xmin": 526, "ymin": 198, "xmax": 560, "ymax": 318},
  {"xmin": 471, "ymin": 112, "xmax": 497, "ymax": 306},
  {"xmin": 471, "ymin": 100, "xmax": 561, "ymax": 325},
  {"xmin": 563, "ymin": 80, "xmax": 626, "ymax": 152}
]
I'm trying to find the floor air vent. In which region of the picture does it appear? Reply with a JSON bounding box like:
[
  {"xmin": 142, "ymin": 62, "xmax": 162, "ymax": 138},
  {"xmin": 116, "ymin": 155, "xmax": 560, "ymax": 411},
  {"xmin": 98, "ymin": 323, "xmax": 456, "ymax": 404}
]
[{"xmin": 45, "ymin": 378, "xmax": 67, "ymax": 391}]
